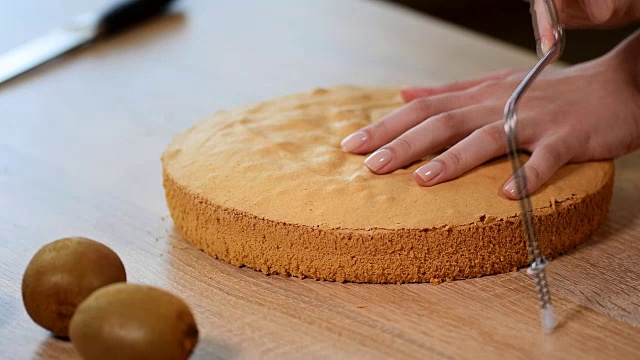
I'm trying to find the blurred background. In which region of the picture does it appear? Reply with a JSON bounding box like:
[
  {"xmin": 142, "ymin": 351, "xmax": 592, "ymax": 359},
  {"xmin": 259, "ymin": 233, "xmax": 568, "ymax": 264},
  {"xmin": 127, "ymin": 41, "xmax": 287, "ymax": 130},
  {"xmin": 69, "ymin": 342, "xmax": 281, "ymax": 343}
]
[{"xmin": 385, "ymin": 0, "xmax": 638, "ymax": 64}]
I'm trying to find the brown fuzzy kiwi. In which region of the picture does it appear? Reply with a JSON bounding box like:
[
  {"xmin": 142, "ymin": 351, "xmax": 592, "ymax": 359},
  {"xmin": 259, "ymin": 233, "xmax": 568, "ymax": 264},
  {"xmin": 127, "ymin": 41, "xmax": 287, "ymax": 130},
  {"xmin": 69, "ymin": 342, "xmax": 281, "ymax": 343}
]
[
  {"xmin": 21, "ymin": 237, "xmax": 126, "ymax": 337},
  {"xmin": 69, "ymin": 283, "xmax": 199, "ymax": 360}
]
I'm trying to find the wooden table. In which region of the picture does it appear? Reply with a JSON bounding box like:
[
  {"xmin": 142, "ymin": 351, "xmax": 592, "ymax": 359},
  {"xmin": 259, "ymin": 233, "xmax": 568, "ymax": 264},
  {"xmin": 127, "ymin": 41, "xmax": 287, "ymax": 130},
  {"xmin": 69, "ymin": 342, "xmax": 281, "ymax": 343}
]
[{"xmin": 1, "ymin": 1, "xmax": 639, "ymax": 359}]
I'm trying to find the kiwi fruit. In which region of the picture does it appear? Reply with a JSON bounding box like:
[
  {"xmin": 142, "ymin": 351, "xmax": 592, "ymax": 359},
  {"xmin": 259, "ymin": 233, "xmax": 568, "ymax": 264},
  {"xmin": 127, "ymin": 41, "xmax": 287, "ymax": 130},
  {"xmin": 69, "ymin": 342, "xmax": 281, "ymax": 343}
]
[
  {"xmin": 69, "ymin": 283, "xmax": 199, "ymax": 360},
  {"xmin": 22, "ymin": 237, "xmax": 126, "ymax": 337}
]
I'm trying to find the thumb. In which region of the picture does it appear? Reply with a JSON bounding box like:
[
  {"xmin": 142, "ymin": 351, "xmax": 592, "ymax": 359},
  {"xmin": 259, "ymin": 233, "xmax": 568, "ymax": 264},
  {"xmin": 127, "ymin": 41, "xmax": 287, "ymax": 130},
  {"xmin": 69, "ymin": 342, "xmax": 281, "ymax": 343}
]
[{"xmin": 531, "ymin": 0, "xmax": 557, "ymax": 54}]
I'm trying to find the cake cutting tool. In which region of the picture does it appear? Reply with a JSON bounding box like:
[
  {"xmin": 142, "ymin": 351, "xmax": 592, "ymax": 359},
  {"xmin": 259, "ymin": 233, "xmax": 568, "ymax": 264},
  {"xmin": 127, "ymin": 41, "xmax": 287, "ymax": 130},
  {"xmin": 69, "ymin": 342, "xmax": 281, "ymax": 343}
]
[
  {"xmin": 0, "ymin": 0, "xmax": 177, "ymax": 86},
  {"xmin": 503, "ymin": 0, "xmax": 565, "ymax": 333}
]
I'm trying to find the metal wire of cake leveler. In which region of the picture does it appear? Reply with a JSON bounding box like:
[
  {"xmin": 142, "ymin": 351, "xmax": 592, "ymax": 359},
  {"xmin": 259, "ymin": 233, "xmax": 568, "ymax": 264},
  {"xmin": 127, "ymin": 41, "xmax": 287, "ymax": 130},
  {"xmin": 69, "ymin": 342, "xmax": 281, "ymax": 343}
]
[{"xmin": 503, "ymin": 0, "xmax": 565, "ymax": 333}]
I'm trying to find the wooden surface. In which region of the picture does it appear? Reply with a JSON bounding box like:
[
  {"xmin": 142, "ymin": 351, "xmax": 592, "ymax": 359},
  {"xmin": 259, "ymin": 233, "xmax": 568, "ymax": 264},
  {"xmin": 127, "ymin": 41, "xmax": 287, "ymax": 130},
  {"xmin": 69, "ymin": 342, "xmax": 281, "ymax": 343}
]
[{"xmin": 1, "ymin": 1, "xmax": 639, "ymax": 359}]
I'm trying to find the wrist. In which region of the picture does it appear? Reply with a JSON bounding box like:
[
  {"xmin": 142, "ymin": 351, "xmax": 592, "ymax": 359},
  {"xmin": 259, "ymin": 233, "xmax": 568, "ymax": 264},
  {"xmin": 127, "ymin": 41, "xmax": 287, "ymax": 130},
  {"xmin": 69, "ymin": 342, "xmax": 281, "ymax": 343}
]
[
  {"xmin": 605, "ymin": 30, "xmax": 640, "ymax": 90},
  {"xmin": 605, "ymin": 29, "xmax": 640, "ymax": 152}
]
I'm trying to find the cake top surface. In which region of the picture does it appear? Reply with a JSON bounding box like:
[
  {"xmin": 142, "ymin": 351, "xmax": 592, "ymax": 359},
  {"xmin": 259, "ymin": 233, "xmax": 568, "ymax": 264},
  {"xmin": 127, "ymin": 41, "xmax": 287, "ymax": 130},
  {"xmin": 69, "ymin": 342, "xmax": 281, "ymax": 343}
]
[{"xmin": 162, "ymin": 86, "xmax": 613, "ymax": 229}]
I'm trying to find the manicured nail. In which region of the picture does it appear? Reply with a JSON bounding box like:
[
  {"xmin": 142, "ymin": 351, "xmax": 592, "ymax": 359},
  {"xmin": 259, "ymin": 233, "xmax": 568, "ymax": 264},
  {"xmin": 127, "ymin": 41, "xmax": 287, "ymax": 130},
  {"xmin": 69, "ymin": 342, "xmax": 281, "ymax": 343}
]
[
  {"xmin": 504, "ymin": 179, "xmax": 523, "ymax": 198},
  {"xmin": 340, "ymin": 131, "xmax": 368, "ymax": 152},
  {"xmin": 415, "ymin": 162, "xmax": 443, "ymax": 184},
  {"xmin": 540, "ymin": 36, "xmax": 552, "ymax": 54},
  {"xmin": 364, "ymin": 149, "xmax": 392, "ymax": 172}
]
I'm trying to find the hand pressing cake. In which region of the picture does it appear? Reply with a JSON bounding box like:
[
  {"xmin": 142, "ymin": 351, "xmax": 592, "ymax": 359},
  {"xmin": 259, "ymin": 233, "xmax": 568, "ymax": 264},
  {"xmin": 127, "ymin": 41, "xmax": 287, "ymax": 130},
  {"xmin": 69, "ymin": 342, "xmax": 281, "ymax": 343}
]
[{"xmin": 162, "ymin": 86, "xmax": 614, "ymax": 283}]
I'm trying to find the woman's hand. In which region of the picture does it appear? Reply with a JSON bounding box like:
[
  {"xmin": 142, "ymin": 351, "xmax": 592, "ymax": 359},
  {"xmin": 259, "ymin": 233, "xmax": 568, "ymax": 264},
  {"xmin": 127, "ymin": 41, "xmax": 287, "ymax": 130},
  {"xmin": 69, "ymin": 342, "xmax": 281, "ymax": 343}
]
[
  {"xmin": 554, "ymin": 0, "xmax": 640, "ymax": 28},
  {"xmin": 340, "ymin": 31, "xmax": 640, "ymax": 199},
  {"xmin": 536, "ymin": 0, "xmax": 640, "ymax": 52}
]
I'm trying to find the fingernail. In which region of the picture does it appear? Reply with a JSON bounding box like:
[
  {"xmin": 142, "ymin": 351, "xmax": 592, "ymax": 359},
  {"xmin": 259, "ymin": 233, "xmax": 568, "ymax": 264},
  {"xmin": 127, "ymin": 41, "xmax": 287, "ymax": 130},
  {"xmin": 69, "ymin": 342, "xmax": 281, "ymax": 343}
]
[
  {"xmin": 364, "ymin": 149, "xmax": 392, "ymax": 172},
  {"xmin": 504, "ymin": 179, "xmax": 523, "ymax": 198},
  {"xmin": 340, "ymin": 131, "xmax": 368, "ymax": 152},
  {"xmin": 415, "ymin": 161, "xmax": 443, "ymax": 184},
  {"xmin": 540, "ymin": 36, "xmax": 552, "ymax": 54}
]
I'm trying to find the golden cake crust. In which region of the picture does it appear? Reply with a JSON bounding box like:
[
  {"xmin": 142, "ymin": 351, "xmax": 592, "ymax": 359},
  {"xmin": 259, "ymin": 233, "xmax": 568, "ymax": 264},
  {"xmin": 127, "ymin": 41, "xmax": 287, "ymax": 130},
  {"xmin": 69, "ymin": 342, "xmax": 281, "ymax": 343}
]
[{"xmin": 162, "ymin": 86, "xmax": 614, "ymax": 283}]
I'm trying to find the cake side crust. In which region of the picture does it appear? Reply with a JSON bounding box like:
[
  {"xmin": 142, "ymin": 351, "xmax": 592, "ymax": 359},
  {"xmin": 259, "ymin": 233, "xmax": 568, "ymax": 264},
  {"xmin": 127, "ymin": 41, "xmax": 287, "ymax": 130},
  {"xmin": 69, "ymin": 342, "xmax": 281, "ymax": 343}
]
[{"xmin": 162, "ymin": 166, "xmax": 614, "ymax": 284}]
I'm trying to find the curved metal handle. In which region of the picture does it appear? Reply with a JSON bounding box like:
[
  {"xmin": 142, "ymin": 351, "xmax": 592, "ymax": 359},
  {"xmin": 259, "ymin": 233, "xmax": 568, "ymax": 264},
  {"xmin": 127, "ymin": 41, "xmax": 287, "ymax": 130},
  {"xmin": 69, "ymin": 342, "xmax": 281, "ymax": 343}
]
[{"xmin": 503, "ymin": 0, "xmax": 565, "ymax": 333}]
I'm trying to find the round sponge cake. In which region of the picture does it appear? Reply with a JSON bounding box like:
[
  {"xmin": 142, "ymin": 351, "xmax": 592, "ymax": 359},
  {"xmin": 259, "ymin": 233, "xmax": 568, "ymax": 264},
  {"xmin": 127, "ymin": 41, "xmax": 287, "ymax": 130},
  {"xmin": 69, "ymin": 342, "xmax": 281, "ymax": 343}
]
[{"xmin": 162, "ymin": 86, "xmax": 614, "ymax": 283}]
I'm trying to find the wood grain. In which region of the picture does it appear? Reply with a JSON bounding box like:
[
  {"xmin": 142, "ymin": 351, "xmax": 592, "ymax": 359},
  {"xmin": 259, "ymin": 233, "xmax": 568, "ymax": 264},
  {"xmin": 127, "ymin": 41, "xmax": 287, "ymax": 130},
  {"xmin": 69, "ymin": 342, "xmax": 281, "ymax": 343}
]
[{"xmin": 1, "ymin": 1, "xmax": 639, "ymax": 359}]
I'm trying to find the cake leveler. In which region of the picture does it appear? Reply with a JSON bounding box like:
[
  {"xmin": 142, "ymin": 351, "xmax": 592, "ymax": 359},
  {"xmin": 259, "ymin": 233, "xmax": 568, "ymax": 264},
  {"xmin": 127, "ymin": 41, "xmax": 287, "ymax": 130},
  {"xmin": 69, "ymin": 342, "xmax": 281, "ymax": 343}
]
[
  {"xmin": 503, "ymin": 0, "xmax": 565, "ymax": 333},
  {"xmin": 0, "ymin": 0, "xmax": 176, "ymax": 86}
]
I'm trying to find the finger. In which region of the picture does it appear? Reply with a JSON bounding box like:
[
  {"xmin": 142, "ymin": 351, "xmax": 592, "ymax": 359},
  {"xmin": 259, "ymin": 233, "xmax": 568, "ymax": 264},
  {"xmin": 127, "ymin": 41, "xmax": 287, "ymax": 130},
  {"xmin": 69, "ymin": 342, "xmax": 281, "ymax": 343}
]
[
  {"xmin": 363, "ymin": 106, "xmax": 503, "ymax": 174},
  {"xmin": 554, "ymin": 0, "xmax": 605, "ymax": 28},
  {"xmin": 531, "ymin": 0, "xmax": 556, "ymax": 54},
  {"xmin": 412, "ymin": 121, "xmax": 507, "ymax": 186},
  {"xmin": 502, "ymin": 141, "xmax": 572, "ymax": 199},
  {"xmin": 400, "ymin": 69, "xmax": 518, "ymax": 102},
  {"xmin": 341, "ymin": 92, "xmax": 475, "ymax": 155}
]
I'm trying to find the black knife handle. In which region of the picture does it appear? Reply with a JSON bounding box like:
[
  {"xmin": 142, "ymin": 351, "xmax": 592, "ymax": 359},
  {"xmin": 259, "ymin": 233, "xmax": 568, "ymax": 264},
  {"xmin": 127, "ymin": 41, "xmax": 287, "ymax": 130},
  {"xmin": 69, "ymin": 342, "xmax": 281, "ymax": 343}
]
[{"xmin": 98, "ymin": 0, "xmax": 177, "ymax": 36}]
